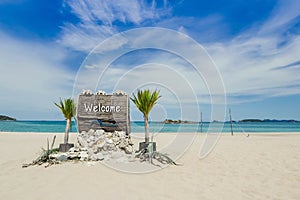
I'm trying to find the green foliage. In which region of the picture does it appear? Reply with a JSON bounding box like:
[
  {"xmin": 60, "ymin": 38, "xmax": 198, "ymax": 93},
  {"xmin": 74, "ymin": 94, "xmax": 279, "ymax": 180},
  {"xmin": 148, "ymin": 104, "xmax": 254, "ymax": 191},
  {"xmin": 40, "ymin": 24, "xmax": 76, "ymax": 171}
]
[
  {"xmin": 54, "ymin": 98, "xmax": 76, "ymax": 126},
  {"xmin": 130, "ymin": 89, "xmax": 161, "ymax": 118},
  {"xmin": 131, "ymin": 89, "xmax": 161, "ymax": 144},
  {"xmin": 22, "ymin": 136, "xmax": 59, "ymax": 168}
]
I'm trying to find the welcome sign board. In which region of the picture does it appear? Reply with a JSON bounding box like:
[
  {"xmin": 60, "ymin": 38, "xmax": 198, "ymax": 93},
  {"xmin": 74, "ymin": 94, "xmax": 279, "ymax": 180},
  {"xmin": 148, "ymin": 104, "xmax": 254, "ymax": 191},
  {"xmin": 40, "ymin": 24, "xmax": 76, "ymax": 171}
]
[{"xmin": 76, "ymin": 91, "xmax": 130, "ymax": 134}]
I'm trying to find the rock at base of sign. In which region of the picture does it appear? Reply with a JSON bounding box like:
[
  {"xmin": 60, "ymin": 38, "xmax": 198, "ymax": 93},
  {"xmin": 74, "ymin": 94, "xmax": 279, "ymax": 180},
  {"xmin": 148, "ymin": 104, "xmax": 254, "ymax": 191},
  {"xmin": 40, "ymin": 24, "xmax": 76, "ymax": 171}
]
[
  {"xmin": 124, "ymin": 145, "xmax": 134, "ymax": 154},
  {"xmin": 79, "ymin": 152, "xmax": 89, "ymax": 161},
  {"xmin": 91, "ymin": 152, "xmax": 104, "ymax": 161},
  {"xmin": 76, "ymin": 129, "xmax": 135, "ymax": 162},
  {"xmin": 29, "ymin": 129, "xmax": 136, "ymax": 166},
  {"xmin": 95, "ymin": 129, "xmax": 105, "ymax": 135},
  {"xmin": 77, "ymin": 137, "xmax": 88, "ymax": 149},
  {"xmin": 57, "ymin": 154, "xmax": 68, "ymax": 162},
  {"xmin": 69, "ymin": 153, "xmax": 79, "ymax": 159}
]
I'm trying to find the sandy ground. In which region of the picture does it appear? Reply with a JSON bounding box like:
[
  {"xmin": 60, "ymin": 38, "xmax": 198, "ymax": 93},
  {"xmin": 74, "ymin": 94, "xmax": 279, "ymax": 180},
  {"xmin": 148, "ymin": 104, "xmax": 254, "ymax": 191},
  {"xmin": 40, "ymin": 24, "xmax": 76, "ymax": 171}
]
[{"xmin": 0, "ymin": 132, "xmax": 299, "ymax": 200}]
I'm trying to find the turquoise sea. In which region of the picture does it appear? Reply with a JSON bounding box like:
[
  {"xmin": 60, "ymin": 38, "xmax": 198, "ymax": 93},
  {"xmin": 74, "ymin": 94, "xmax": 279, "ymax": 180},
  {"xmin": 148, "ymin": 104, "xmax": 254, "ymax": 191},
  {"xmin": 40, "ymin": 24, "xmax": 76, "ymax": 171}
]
[{"xmin": 0, "ymin": 121, "xmax": 300, "ymax": 133}]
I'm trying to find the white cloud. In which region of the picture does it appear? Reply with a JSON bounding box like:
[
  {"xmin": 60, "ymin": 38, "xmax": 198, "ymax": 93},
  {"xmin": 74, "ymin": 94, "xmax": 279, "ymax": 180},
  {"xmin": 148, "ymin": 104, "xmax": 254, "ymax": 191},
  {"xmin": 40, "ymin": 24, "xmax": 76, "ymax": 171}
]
[
  {"xmin": 63, "ymin": 0, "xmax": 300, "ymax": 110},
  {"xmin": 59, "ymin": 23, "xmax": 116, "ymax": 52},
  {"xmin": 1, "ymin": 0, "xmax": 298, "ymax": 122},
  {"xmin": 71, "ymin": 27, "xmax": 228, "ymax": 121},
  {"xmin": 258, "ymin": 0, "xmax": 300, "ymax": 35},
  {"xmin": 0, "ymin": 32, "xmax": 75, "ymax": 119},
  {"xmin": 205, "ymin": 0, "xmax": 300, "ymax": 103},
  {"xmin": 60, "ymin": 0, "xmax": 171, "ymax": 52},
  {"xmin": 66, "ymin": 0, "xmax": 167, "ymax": 25},
  {"xmin": 156, "ymin": 15, "xmax": 229, "ymax": 42},
  {"xmin": 72, "ymin": 27, "xmax": 225, "ymax": 98}
]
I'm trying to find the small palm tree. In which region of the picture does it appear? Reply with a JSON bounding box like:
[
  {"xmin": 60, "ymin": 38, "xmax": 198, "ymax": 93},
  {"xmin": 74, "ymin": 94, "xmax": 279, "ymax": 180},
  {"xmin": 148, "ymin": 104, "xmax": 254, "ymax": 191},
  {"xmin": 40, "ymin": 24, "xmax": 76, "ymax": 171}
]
[
  {"xmin": 55, "ymin": 98, "xmax": 76, "ymax": 144},
  {"xmin": 131, "ymin": 89, "xmax": 161, "ymax": 144}
]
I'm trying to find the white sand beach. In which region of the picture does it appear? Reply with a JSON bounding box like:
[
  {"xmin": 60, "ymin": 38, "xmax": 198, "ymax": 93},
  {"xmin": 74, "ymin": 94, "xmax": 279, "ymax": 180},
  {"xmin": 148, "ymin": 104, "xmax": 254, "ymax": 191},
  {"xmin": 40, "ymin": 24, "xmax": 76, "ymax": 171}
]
[{"xmin": 0, "ymin": 132, "xmax": 299, "ymax": 200}]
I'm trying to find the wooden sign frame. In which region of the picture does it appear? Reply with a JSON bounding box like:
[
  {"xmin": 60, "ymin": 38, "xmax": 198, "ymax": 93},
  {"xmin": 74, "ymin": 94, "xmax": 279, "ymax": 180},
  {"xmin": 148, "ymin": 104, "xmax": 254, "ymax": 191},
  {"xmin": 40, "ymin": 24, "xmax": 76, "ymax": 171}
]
[{"xmin": 76, "ymin": 92, "xmax": 130, "ymax": 135}]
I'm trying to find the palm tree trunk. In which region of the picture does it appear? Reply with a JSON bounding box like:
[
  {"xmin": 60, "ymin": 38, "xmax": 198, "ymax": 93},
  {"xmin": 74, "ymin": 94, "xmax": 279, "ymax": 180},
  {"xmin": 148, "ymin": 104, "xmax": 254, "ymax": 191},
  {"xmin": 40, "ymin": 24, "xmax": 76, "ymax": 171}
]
[
  {"xmin": 144, "ymin": 115, "xmax": 149, "ymax": 144},
  {"xmin": 64, "ymin": 118, "xmax": 71, "ymax": 144}
]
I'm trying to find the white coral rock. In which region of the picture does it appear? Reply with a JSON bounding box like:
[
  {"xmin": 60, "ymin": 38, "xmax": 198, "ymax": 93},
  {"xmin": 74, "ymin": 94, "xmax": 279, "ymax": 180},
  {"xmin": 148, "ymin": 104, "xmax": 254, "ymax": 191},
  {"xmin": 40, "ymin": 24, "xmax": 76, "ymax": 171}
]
[
  {"xmin": 95, "ymin": 90, "xmax": 106, "ymax": 95},
  {"xmin": 113, "ymin": 90, "xmax": 126, "ymax": 95}
]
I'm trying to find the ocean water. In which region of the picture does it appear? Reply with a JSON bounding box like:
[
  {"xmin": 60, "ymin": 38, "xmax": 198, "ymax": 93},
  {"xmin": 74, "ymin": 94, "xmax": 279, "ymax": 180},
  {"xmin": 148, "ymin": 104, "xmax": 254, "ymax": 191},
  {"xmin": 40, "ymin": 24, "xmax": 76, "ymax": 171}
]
[{"xmin": 0, "ymin": 121, "xmax": 300, "ymax": 133}]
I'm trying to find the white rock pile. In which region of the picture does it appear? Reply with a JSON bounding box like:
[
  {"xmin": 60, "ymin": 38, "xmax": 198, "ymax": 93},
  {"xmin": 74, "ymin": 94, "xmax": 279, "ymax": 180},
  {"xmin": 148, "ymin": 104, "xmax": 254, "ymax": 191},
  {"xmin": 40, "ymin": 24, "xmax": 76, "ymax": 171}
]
[
  {"xmin": 81, "ymin": 90, "xmax": 93, "ymax": 95},
  {"xmin": 78, "ymin": 129, "xmax": 134, "ymax": 158},
  {"xmin": 50, "ymin": 129, "xmax": 135, "ymax": 163},
  {"xmin": 113, "ymin": 90, "xmax": 127, "ymax": 95}
]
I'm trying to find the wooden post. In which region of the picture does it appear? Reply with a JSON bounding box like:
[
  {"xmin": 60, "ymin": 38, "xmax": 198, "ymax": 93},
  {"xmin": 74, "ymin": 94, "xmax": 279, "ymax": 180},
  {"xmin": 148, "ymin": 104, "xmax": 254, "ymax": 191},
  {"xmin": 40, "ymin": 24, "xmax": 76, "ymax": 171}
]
[
  {"xmin": 229, "ymin": 108, "xmax": 233, "ymax": 136},
  {"xmin": 200, "ymin": 112, "xmax": 203, "ymax": 133}
]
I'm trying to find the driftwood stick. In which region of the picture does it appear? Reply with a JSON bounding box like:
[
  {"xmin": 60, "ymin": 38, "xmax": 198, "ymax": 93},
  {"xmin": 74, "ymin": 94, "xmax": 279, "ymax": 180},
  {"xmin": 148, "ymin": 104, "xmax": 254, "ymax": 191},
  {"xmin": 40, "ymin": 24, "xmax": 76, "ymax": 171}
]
[{"xmin": 135, "ymin": 145, "xmax": 179, "ymax": 167}]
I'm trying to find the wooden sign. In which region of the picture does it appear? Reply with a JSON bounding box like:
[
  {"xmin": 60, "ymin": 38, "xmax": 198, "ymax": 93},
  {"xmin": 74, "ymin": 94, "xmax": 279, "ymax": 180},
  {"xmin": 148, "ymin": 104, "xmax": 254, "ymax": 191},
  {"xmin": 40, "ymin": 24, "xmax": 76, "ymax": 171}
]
[{"xmin": 76, "ymin": 91, "xmax": 130, "ymax": 134}]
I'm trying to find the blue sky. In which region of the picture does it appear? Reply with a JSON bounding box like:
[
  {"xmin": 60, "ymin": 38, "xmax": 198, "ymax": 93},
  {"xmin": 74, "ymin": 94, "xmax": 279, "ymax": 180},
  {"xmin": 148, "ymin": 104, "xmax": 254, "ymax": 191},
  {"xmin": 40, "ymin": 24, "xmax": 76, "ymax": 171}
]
[{"xmin": 0, "ymin": 0, "xmax": 300, "ymax": 121}]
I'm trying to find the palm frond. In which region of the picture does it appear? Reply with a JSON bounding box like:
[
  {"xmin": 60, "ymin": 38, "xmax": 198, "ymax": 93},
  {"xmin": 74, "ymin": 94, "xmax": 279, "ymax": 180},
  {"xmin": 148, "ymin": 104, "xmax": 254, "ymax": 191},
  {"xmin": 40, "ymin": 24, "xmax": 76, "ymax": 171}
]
[
  {"xmin": 130, "ymin": 89, "xmax": 161, "ymax": 116},
  {"xmin": 54, "ymin": 98, "xmax": 76, "ymax": 122}
]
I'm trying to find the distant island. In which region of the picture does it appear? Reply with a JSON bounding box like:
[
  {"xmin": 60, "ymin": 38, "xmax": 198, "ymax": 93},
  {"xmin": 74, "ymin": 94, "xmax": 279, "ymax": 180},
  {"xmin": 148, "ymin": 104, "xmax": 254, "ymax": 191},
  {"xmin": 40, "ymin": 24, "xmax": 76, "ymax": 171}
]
[
  {"xmin": 239, "ymin": 119, "xmax": 300, "ymax": 123},
  {"xmin": 163, "ymin": 119, "xmax": 197, "ymax": 124},
  {"xmin": 0, "ymin": 115, "xmax": 16, "ymax": 121}
]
